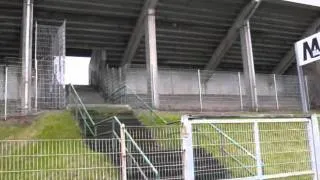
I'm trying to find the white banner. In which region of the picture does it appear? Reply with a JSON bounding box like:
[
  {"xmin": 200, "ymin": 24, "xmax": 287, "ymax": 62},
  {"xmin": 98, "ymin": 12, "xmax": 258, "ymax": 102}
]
[{"xmin": 295, "ymin": 32, "xmax": 320, "ymax": 66}]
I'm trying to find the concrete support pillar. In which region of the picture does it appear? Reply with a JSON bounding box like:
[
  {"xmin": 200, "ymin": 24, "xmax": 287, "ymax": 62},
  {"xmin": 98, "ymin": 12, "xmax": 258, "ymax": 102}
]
[
  {"xmin": 240, "ymin": 21, "xmax": 258, "ymax": 112},
  {"xmin": 89, "ymin": 49, "xmax": 96, "ymax": 86},
  {"xmin": 21, "ymin": 0, "xmax": 34, "ymax": 113},
  {"xmin": 99, "ymin": 49, "xmax": 107, "ymax": 89},
  {"xmin": 145, "ymin": 9, "xmax": 159, "ymax": 109},
  {"xmin": 90, "ymin": 49, "xmax": 107, "ymax": 88}
]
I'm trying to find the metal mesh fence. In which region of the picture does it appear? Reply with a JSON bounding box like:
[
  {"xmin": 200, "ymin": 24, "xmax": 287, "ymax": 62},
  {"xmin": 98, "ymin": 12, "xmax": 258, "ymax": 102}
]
[
  {"xmin": 275, "ymin": 75, "xmax": 302, "ymax": 111},
  {"xmin": 6, "ymin": 65, "xmax": 24, "ymax": 117},
  {"xmin": 0, "ymin": 139, "xmax": 121, "ymax": 180},
  {"xmin": 105, "ymin": 66, "xmax": 303, "ymax": 112},
  {"xmin": 36, "ymin": 22, "xmax": 66, "ymax": 110},
  {"xmin": 190, "ymin": 118, "xmax": 314, "ymax": 179},
  {"xmin": 0, "ymin": 22, "xmax": 66, "ymax": 119},
  {"xmin": 126, "ymin": 126, "xmax": 183, "ymax": 179},
  {"xmin": 0, "ymin": 62, "xmax": 36, "ymax": 119},
  {"xmin": 201, "ymin": 71, "xmax": 243, "ymax": 112}
]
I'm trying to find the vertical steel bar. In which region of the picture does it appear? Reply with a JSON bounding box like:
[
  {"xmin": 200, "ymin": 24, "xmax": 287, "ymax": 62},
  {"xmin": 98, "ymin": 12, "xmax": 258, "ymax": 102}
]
[
  {"xmin": 4, "ymin": 66, "xmax": 8, "ymax": 120},
  {"xmin": 253, "ymin": 121, "xmax": 263, "ymax": 178},
  {"xmin": 35, "ymin": 21, "xmax": 38, "ymax": 112},
  {"xmin": 120, "ymin": 124, "xmax": 127, "ymax": 180},
  {"xmin": 238, "ymin": 72, "xmax": 244, "ymax": 111},
  {"xmin": 197, "ymin": 69, "xmax": 203, "ymax": 112},
  {"xmin": 296, "ymin": 57, "xmax": 309, "ymax": 113},
  {"xmin": 273, "ymin": 74, "xmax": 279, "ymax": 110},
  {"xmin": 181, "ymin": 115, "xmax": 195, "ymax": 180},
  {"xmin": 309, "ymin": 114, "xmax": 320, "ymax": 179},
  {"xmin": 305, "ymin": 75, "xmax": 311, "ymax": 111}
]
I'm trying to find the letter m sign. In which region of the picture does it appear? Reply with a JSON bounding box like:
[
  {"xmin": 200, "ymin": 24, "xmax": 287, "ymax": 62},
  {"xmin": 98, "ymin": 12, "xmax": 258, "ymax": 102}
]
[{"xmin": 295, "ymin": 32, "xmax": 320, "ymax": 66}]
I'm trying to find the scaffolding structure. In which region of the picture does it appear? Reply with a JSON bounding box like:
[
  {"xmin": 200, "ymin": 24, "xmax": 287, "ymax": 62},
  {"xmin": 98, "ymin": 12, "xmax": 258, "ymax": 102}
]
[{"xmin": 35, "ymin": 22, "xmax": 66, "ymax": 110}]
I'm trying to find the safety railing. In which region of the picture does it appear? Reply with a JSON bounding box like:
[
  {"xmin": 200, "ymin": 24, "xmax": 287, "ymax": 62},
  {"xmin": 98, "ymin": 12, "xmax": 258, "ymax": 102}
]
[
  {"xmin": 107, "ymin": 84, "xmax": 167, "ymax": 124},
  {"xmin": 96, "ymin": 116, "xmax": 160, "ymax": 179},
  {"xmin": 69, "ymin": 84, "xmax": 159, "ymax": 179},
  {"xmin": 69, "ymin": 84, "xmax": 96, "ymax": 137}
]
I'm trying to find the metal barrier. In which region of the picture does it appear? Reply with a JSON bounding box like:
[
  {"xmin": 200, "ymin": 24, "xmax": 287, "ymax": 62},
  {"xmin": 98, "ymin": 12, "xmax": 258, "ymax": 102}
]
[
  {"xmin": 0, "ymin": 63, "xmax": 36, "ymax": 120},
  {"xmin": 69, "ymin": 84, "xmax": 160, "ymax": 179},
  {"xmin": 209, "ymin": 124, "xmax": 263, "ymax": 176},
  {"xmin": 107, "ymin": 84, "xmax": 167, "ymax": 124},
  {"xmin": 126, "ymin": 125, "xmax": 184, "ymax": 179},
  {"xmin": 102, "ymin": 66, "xmax": 304, "ymax": 112},
  {"xmin": 0, "ymin": 139, "xmax": 121, "ymax": 180},
  {"xmin": 182, "ymin": 115, "xmax": 320, "ymax": 179},
  {"xmin": 36, "ymin": 22, "xmax": 66, "ymax": 110}
]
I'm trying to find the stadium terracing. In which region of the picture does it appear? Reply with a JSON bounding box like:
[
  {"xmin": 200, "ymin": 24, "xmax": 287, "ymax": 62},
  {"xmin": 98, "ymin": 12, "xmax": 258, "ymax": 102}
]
[{"xmin": 0, "ymin": 0, "xmax": 320, "ymax": 113}]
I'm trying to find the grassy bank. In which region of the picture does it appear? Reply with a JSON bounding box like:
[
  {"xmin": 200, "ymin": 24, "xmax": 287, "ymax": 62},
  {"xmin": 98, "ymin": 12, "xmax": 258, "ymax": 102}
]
[{"xmin": 0, "ymin": 111, "xmax": 119, "ymax": 180}]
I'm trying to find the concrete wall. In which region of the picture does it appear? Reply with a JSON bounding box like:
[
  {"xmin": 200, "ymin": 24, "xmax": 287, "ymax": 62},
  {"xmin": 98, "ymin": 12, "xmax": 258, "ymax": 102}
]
[{"xmin": 0, "ymin": 66, "xmax": 23, "ymax": 100}]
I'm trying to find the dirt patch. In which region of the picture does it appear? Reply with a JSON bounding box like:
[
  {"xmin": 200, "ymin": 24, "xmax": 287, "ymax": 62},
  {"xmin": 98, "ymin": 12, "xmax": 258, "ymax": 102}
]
[{"xmin": 0, "ymin": 112, "xmax": 47, "ymax": 125}]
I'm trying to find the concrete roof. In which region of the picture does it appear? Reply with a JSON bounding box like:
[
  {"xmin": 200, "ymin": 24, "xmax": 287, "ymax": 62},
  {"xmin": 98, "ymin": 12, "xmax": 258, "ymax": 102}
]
[{"xmin": 0, "ymin": 0, "xmax": 319, "ymax": 73}]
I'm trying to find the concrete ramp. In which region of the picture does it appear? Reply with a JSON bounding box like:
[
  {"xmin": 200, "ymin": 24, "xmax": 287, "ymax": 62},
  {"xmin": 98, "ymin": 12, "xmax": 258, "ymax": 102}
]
[{"xmin": 73, "ymin": 85, "xmax": 105, "ymax": 104}]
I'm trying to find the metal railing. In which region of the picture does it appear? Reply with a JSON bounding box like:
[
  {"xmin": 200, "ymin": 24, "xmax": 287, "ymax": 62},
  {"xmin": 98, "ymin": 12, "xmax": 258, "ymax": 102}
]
[
  {"xmin": 69, "ymin": 84, "xmax": 160, "ymax": 179},
  {"xmin": 107, "ymin": 84, "xmax": 167, "ymax": 124},
  {"xmin": 69, "ymin": 84, "xmax": 96, "ymax": 137},
  {"xmin": 209, "ymin": 124, "xmax": 264, "ymax": 176}
]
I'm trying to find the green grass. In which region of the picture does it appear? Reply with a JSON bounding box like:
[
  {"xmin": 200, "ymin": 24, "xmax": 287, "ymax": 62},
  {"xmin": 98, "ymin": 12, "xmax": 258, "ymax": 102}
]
[
  {"xmin": 0, "ymin": 111, "xmax": 119, "ymax": 180},
  {"xmin": 138, "ymin": 111, "xmax": 180, "ymax": 126}
]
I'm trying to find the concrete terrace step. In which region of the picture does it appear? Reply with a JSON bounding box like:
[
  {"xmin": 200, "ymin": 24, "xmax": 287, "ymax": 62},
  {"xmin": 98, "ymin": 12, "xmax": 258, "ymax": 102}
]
[
  {"xmin": 73, "ymin": 85, "xmax": 105, "ymax": 104},
  {"xmin": 81, "ymin": 107, "xmax": 231, "ymax": 179}
]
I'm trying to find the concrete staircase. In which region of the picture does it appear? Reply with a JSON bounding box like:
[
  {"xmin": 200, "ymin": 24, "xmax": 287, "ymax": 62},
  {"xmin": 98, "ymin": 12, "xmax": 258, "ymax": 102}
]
[
  {"xmin": 73, "ymin": 85, "xmax": 105, "ymax": 104},
  {"xmin": 80, "ymin": 108, "xmax": 231, "ymax": 180}
]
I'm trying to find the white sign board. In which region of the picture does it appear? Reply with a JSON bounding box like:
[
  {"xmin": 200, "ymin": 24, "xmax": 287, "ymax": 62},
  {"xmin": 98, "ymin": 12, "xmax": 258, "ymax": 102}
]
[
  {"xmin": 282, "ymin": 0, "xmax": 320, "ymax": 7},
  {"xmin": 295, "ymin": 32, "xmax": 320, "ymax": 66}
]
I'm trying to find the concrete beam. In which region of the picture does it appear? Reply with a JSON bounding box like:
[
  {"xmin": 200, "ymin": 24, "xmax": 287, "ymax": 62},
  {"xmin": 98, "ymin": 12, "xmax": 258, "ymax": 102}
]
[
  {"xmin": 265, "ymin": 0, "xmax": 320, "ymax": 8},
  {"xmin": 145, "ymin": 9, "xmax": 159, "ymax": 109},
  {"xmin": 203, "ymin": 0, "xmax": 261, "ymax": 75},
  {"xmin": 273, "ymin": 18, "xmax": 320, "ymax": 74},
  {"xmin": 121, "ymin": 0, "xmax": 158, "ymax": 66},
  {"xmin": 21, "ymin": 0, "xmax": 33, "ymax": 113},
  {"xmin": 240, "ymin": 21, "xmax": 258, "ymax": 112}
]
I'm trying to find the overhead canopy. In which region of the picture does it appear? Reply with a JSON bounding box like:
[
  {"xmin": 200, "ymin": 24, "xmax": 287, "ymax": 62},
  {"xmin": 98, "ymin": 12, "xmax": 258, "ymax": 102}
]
[{"xmin": 0, "ymin": 0, "xmax": 319, "ymax": 73}]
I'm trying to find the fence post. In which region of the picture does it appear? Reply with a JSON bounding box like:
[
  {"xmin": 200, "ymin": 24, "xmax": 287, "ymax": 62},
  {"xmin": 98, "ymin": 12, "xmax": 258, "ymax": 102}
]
[
  {"xmin": 238, "ymin": 72, "xmax": 243, "ymax": 111},
  {"xmin": 83, "ymin": 117, "xmax": 87, "ymax": 138},
  {"xmin": 4, "ymin": 66, "xmax": 8, "ymax": 120},
  {"xmin": 273, "ymin": 74, "xmax": 279, "ymax": 110},
  {"xmin": 197, "ymin": 69, "xmax": 203, "ymax": 112},
  {"xmin": 253, "ymin": 121, "xmax": 263, "ymax": 178},
  {"xmin": 35, "ymin": 21, "xmax": 38, "ymax": 112},
  {"xmin": 309, "ymin": 114, "xmax": 320, "ymax": 179},
  {"xmin": 305, "ymin": 76, "xmax": 311, "ymax": 111},
  {"xmin": 120, "ymin": 124, "xmax": 127, "ymax": 180},
  {"xmin": 181, "ymin": 115, "xmax": 195, "ymax": 180}
]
